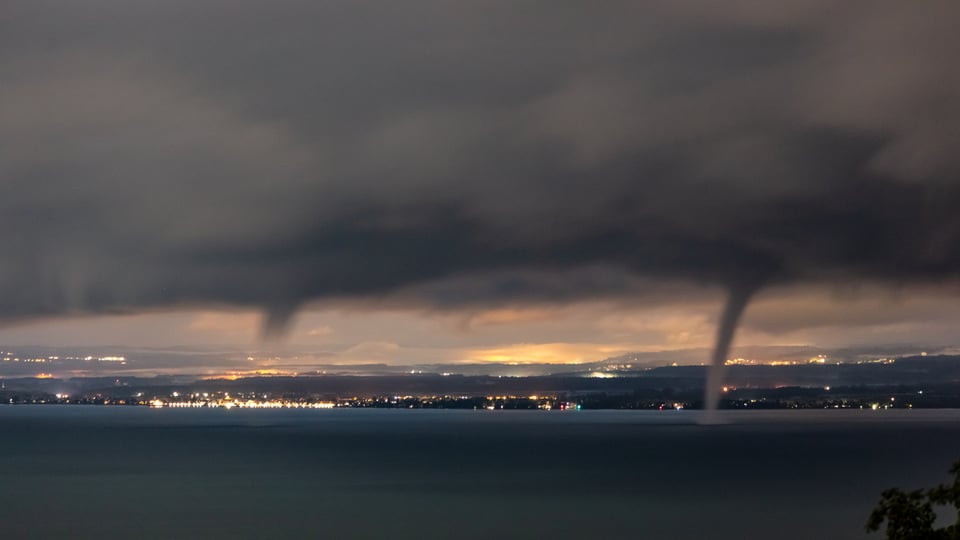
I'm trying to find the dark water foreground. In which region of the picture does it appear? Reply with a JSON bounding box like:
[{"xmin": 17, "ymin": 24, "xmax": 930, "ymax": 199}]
[{"xmin": 1, "ymin": 407, "xmax": 958, "ymax": 539}]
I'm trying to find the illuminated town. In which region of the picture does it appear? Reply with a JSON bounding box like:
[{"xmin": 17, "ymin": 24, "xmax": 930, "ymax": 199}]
[
  {"xmin": 2, "ymin": 347, "xmax": 959, "ymax": 410},
  {"xmin": 22, "ymin": 391, "xmax": 585, "ymax": 411}
]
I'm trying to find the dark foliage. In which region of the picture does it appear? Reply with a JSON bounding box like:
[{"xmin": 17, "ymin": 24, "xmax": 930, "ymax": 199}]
[{"xmin": 867, "ymin": 461, "xmax": 960, "ymax": 539}]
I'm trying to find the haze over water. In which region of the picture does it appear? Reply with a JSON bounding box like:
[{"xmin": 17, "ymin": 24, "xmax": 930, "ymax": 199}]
[{"xmin": 1, "ymin": 407, "xmax": 957, "ymax": 539}]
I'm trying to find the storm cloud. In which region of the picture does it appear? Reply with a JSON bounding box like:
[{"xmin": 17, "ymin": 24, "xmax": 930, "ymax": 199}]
[{"xmin": 2, "ymin": 0, "xmax": 960, "ymax": 336}]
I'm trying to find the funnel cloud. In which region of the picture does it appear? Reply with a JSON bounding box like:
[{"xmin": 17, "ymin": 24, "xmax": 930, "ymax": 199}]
[{"xmin": 703, "ymin": 284, "xmax": 759, "ymax": 420}]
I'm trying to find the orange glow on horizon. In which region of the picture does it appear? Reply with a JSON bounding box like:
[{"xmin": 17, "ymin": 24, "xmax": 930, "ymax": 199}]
[
  {"xmin": 201, "ymin": 369, "xmax": 297, "ymax": 380},
  {"xmin": 465, "ymin": 342, "xmax": 637, "ymax": 365}
]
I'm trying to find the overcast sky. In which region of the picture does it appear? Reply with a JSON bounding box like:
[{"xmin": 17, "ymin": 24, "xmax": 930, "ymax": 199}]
[{"xmin": 2, "ymin": 1, "xmax": 960, "ymax": 367}]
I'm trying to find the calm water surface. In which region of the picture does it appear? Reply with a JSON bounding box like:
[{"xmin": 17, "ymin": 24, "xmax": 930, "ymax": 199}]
[{"xmin": 1, "ymin": 407, "xmax": 958, "ymax": 539}]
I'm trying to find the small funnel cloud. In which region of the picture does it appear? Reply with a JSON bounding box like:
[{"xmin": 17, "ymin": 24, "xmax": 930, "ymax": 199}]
[
  {"xmin": 701, "ymin": 282, "xmax": 760, "ymax": 424},
  {"xmin": 260, "ymin": 302, "xmax": 300, "ymax": 345}
]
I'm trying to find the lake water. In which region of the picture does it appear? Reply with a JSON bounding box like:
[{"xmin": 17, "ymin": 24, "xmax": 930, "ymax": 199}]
[{"xmin": 1, "ymin": 407, "xmax": 958, "ymax": 539}]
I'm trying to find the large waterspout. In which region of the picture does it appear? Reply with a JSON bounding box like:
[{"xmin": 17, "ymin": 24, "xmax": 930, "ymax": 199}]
[{"xmin": 701, "ymin": 284, "xmax": 757, "ymax": 423}]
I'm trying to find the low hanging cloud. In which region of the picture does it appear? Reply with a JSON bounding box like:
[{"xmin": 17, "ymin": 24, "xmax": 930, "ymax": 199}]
[{"xmin": 2, "ymin": 0, "xmax": 960, "ymax": 338}]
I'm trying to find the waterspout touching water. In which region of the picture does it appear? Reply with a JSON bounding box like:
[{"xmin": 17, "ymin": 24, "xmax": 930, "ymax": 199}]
[{"xmin": 701, "ymin": 284, "xmax": 757, "ymax": 424}]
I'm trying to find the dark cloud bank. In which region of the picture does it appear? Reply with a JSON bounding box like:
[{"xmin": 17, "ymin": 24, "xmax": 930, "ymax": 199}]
[{"xmin": 3, "ymin": 0, "xmax": 960, "ymax": 387}]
